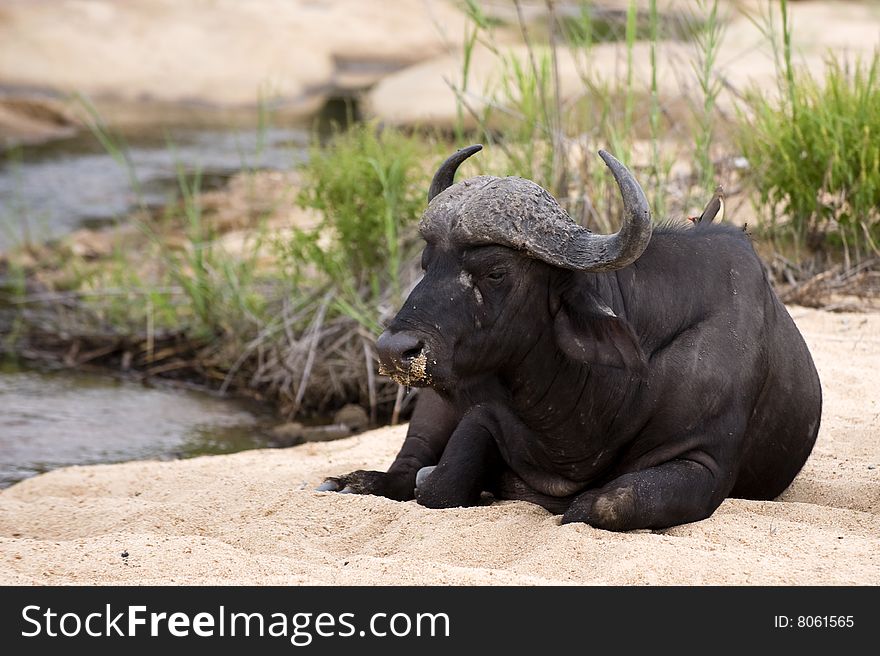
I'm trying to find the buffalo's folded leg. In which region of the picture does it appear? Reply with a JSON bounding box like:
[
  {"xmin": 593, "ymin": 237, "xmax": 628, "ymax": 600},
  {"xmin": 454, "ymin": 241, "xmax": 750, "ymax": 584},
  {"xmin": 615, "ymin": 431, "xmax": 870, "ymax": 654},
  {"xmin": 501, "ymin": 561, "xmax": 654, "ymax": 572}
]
[
  {"xmin": 561, "ymin": 459, "xmax": 729, "ymax": 531},
  {"xmin": 415, "ymin": 412, "xmax": 503, "ymax": 509},
  {"xmin": 316, "ymin": 389, "xmax": 461, "ymax": 501},
  {"xmin": 492, "ymin": 469, "xmax": 574, "ymax": 514},
  {"xmin": 316, "ymin": 470, "xmax": 397, "ymax": 495}
]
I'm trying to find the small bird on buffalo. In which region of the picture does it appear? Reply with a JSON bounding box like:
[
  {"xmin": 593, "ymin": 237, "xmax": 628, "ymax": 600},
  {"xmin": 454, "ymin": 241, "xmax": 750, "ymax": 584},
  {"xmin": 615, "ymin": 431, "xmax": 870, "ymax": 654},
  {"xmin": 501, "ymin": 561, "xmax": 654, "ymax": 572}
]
[{"xmin": 689, "ymin": 185, "xmax": 724, "ymax": 225}]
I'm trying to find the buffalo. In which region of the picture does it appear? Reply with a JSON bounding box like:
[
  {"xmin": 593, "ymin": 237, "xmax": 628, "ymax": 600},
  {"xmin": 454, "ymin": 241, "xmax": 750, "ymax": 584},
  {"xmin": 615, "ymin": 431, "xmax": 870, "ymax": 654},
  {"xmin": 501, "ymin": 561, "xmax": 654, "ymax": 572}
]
[{"xmin": 318, "ymin": 145, "xmax": 822, "ymax": 531}]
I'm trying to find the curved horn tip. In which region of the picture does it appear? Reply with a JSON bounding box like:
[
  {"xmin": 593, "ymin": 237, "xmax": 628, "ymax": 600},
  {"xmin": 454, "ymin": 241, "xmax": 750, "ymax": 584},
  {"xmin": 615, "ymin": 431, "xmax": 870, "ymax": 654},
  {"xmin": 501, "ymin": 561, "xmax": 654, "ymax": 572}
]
[
  {"xmin": 597, "ymin": 149, "xmax": 621, "ymax": 168},
  {"xmin": 599, "ymin": 150, "xmax": 629, "ymax": 173},
  {"xmin": 589, "ymin": 147, "xmax": 653, "ymax": 270},
  {"xmin": 597, "ymin": 149, "xmax": 646, "ymax": 201},
  {"xmin": 427, "ymin": 144, "xmax": 484, "ymax": 203}
]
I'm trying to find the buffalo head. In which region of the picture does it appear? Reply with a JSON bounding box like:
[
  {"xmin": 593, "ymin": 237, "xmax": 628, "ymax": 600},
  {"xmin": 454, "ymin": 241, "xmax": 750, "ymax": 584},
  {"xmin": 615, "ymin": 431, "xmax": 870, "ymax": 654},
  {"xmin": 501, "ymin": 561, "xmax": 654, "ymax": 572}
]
[{"xmin": 376, "ymin": 145, "xmax": 652, "ymax": 392}]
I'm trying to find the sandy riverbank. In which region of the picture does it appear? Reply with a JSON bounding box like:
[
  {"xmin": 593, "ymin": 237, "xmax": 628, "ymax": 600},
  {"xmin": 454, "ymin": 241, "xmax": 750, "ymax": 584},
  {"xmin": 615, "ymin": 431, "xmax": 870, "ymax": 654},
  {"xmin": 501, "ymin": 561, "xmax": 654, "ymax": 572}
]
[{"xmin": 0, "ymin": 306, "xmax": 878, "ymax": 585}]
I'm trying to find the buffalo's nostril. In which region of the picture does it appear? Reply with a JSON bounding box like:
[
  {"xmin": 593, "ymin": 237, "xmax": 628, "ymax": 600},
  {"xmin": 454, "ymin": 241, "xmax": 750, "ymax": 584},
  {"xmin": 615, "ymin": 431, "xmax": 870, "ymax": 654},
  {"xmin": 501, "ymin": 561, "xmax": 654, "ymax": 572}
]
[
  {"xmin": 376, "ymin": 330, "xmax": 424, "ymax": 367},
  {"xmin": 401, "ymin": 345, "xmax": 423, "ymax": 361}
]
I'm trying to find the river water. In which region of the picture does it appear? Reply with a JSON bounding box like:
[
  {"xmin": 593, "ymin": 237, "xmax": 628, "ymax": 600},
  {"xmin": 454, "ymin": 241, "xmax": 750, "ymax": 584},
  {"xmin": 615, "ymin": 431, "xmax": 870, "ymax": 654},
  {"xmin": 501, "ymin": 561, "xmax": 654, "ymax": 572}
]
[
  {"xmin": 0, "ymin": 125, "xmax": 308, "ymax": 251},
  {"xmin": 0, "ymin": 122, "xmax": 316, "ymax": 487},
  {"xmin": 0, "ymin": 363, "xmax": 274, "ymax": 488}
]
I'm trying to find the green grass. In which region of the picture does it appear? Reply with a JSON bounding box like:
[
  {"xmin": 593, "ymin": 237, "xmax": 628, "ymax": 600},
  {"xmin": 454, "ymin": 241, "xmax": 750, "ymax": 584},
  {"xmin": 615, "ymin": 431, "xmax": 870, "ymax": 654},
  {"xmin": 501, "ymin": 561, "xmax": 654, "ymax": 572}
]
[
  {"xmin": 738, "ymin": 2, "xmax": 880, "ymax": 260},
  {"xmin": 451, "ymin": 0, "xmax": 687, "ymax": 232},
  {"xmin": 5, "ymin": 102, "xmax": 435, "ymax": 417},
  {"xmin": 6, "ymin": 100, "xmax": 279, "ymax": 361},
  {"xmin": 454, "ymin": 0, "xmax": 880, "ymax": 265},
  {"xmin": 282, "ymin": 122, "xmax": 434, "ymax": 333},
  {"xmin": 690, "ymin": 0, "xmax": 725, "ymax": 195},
  {"xmin": 0, "ymin": 256, "xmax": 27, "ymax": 352}
]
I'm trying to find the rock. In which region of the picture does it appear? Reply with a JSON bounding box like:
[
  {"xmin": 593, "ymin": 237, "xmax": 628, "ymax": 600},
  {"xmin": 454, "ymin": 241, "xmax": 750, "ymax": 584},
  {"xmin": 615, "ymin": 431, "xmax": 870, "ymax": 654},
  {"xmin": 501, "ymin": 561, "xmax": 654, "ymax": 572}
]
[
  {"xmin": 0, "ymin": 0, "xmax": 466, "ymax": 127},
  {"xmin": 269, "ymin": 422, "xmax": 305, "ymax": 447},
  {"xmin": 333, "ymin": 404, "xmax": 370, "ymax": 433},
  {"xmin": 300, "ymin": 424, "xmax": 353, "ymax": 443},
  {"xmin": 367, "ymin": 1, "xmax": 880, "ymax": 131},
  {"xmin": 66, "ymin": 229, "xmax": 116, "ymax": 260},
  {"xmin": 0, "ymin": 96, "xmax": 79, "ymax": 148},
  {"xmin": 203, "ymin": 169, "xmax": 322, "ymax": 266},
  {"xmin": 366, "ymin": 41, "xmax": 688, "ymax": 131},
  {"xmin": 201, "ymin": 170, "xmax": 320, "ymax": 234},
  {"xmin": 270, "ymin": 414, "xmax": 367, "ymax": 446}
]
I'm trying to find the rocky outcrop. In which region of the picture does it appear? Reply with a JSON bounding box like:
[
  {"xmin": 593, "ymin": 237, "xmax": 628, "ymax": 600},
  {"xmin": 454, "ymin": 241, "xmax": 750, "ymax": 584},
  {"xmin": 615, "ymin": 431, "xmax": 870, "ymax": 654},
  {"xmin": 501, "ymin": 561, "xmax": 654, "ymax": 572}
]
[
  {"xmin": 367, "ymin": 1, "xmax": 880, "ymax": 130},
  {"xmin": 0, "ymin": 95, "xmax": 79, "ymax": 147},
  {"xmin": 0, "ymin": 0, "xmax": 465, "ymax": 136},
  {"xmin": 2, "ymin": 0, "xmax": 877, "ymax": 141}
]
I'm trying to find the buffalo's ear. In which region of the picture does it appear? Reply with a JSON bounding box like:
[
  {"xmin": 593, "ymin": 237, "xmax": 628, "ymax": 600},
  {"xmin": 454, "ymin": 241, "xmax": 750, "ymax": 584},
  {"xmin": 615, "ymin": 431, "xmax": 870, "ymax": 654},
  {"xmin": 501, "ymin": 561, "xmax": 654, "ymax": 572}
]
[{"xmin": 552, "ymin": 288, "xmax": 646, "ymax": 371}]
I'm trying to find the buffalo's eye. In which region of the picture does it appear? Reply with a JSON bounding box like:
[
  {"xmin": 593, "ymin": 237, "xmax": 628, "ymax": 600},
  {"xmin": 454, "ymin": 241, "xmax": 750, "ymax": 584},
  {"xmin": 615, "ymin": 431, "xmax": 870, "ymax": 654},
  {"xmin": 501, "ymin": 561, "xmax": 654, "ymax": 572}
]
[{"xmin": 485, "ymin": 270, "xmax": 505, "ymax": 283}]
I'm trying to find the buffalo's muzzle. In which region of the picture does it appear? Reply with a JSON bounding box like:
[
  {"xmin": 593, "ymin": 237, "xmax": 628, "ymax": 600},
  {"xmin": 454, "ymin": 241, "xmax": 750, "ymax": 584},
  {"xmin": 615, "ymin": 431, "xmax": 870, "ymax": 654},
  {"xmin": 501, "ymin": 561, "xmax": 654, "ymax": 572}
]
[
  {"xmin": 377, "ymin": 329, "xmax": 424, "ymax": 368},
  {"xmin": 376, "ymin": 330, "xmax": 428, "ymax": 385}
]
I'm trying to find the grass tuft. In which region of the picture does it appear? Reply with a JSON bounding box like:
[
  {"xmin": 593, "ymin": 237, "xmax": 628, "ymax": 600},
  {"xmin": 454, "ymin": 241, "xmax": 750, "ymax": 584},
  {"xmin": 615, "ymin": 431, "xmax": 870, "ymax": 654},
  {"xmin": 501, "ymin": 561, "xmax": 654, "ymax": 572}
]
[{"xmin": 738, "ymin": 2, "xmax": 880, "ymax": 261}]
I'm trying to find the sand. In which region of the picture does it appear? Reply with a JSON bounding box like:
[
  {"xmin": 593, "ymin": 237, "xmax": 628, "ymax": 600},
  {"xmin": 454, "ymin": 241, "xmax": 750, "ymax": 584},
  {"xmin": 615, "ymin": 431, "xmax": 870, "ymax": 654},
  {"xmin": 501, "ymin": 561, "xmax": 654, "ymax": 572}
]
[{"xmin": 0, "ymin": 307, "xmax": 878, "ymax": 585}]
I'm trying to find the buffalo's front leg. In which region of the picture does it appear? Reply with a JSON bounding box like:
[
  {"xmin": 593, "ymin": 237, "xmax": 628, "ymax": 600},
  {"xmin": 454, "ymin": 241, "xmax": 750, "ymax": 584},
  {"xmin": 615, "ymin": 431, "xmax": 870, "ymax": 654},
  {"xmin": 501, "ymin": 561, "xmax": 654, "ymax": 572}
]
[
  {"xmin": 317, "ymin": 389, "xmax": 460, "ymax": 501},
  {"xmin": 415, "ymin": 410, "xmax": 503, "ymax": 509},
  {"xmin": 561, "ymin": 459, "xmax": 729, "ymax": 531}
]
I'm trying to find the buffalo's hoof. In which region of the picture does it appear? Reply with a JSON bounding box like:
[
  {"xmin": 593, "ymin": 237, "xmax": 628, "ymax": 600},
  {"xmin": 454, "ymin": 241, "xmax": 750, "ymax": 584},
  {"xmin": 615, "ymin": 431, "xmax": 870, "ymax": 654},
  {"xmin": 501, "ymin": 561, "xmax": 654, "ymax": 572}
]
[
  {"xmin": 315, "ymin": 472, "xmax": 381, "ymax": 495},
  {"xmin": 414, "ymin": 466, "xmax": 436, "ymax": 493},
  {"xmin": 414, "ymin": 467, "xmax": 483, "ymax": 509},
  {"xmin": 314, "ymin": 470, "xmax": 416, "ymax": 501},
  {"xmin": 315, "ymin": 479, "xmax": 354, "ymax": 493}
]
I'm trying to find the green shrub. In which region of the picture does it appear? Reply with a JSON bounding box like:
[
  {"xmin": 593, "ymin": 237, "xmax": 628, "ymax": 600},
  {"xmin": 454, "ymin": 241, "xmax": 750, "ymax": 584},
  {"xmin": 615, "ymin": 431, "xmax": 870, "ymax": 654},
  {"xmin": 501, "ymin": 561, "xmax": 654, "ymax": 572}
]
[
  {"xmin": 284, "ymin": 123, "xmax": 433, "ymax": 330},
  {"xmin": 453, "ymin": 0, "xmax": 722, "ymax": 231},
  {"xmin": 739, "ymin": 52, "xmax": 880, "ymax": 258}
]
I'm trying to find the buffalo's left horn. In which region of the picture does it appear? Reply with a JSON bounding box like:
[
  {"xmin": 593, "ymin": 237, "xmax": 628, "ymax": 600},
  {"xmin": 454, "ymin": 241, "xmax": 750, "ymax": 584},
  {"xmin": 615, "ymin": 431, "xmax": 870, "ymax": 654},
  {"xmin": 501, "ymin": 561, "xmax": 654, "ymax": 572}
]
[{"xmin": 427, "ymin": 144, "xmax": 483, "ymax": 202}]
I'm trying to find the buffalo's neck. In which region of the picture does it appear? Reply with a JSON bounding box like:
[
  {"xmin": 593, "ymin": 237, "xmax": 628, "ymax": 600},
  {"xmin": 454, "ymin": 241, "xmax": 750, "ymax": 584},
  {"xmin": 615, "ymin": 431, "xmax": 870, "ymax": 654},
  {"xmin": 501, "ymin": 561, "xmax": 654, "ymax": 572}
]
[
  {"xmin": 499, "ymin": 273, "xmax": 639, "ymax": 478},
  {"xmin": 503, "ymin": 269, "xmax": 634, "ymax": 421}
]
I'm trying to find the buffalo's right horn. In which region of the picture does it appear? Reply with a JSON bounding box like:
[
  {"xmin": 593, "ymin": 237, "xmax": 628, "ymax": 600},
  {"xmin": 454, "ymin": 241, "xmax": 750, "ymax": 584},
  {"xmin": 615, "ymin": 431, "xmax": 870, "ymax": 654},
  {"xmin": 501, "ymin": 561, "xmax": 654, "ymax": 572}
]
[
  {"xmin": 582, "ymin": 149, "xmax": 653, "ymax": 271},
  {"xmin": 427, "ymin": 144, "xmax": 483, "ymax": 203}
]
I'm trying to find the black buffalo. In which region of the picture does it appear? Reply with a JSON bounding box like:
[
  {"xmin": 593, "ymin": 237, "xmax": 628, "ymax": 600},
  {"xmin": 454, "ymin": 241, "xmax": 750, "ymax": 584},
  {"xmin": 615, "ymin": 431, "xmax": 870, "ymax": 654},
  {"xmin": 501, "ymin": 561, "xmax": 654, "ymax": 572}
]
[{"xmin": 319, "ymin": 145, "xmax": 822, "ymax": 531}]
